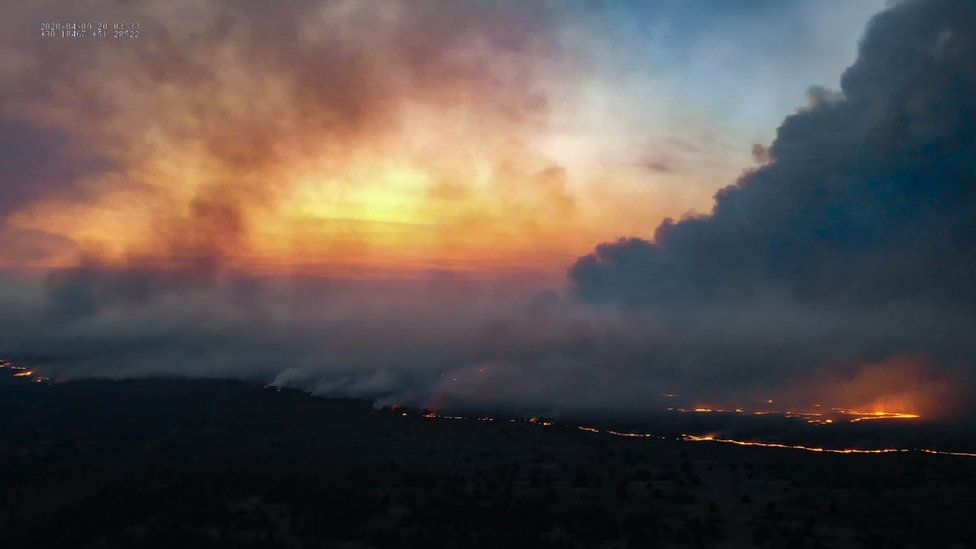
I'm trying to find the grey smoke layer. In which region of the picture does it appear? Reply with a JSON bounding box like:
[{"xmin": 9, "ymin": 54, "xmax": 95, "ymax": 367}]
[{"xmin": 2, "ymin": 0, "xmax": 975, "ymax": 418}]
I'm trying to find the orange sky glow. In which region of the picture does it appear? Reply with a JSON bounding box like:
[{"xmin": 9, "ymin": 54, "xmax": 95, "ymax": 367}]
[{"xmin": 1, "ymin": 1, "xmax": 754, "ymax": 281}]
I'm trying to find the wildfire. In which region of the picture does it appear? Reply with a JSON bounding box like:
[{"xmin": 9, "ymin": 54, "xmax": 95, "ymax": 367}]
[
  {"xmin": 401, "ymin": 409, "xmax": 974, "ymax": 459},
  {"xmin": 681, "ymin": 434, "xmax": 906, "ymax": 455},
  {"xmin": 842, "ymin": 410, "xmax": 921, "ymax": 422},
  {"xmin": 1, "ymin": 357, "xmax": 970, "ymax": 460},
  {"xmin": 668, "ymin": 404, "xmax": 921, "ymax": 425},
  {"xmin": 0, "ymin": 361, "xmax": 49, "ymax": 383},
  {"xmin": 423, "ymin": 411, "xmax": 465, "ymax": 420},
  {"xmin": 918, "ymin": 449, "xmax": 976, "ymax": 458}
]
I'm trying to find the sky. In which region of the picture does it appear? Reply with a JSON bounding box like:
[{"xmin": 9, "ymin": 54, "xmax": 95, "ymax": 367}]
[
  {"xmin": 1, "ymin": 0, "xmax": 886, "ymax": 278},
  {"xmin": 2, "ymin": 0, "xmax": 974, "ymax": 421}
]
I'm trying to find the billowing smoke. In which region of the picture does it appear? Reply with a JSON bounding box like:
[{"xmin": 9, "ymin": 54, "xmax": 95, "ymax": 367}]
[
  {"xmin": 0, "ymin": 0, "xmax": 573, "ymax": 269},
  {"xmin": 569, "ymin": 0, "xmax": 976, "ymax": 415},
  {"xmin": 2, "ymin": 0, "xmax": 975, "ymax": 420}
]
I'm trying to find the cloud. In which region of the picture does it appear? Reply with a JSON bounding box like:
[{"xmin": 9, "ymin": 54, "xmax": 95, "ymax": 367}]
[
  {"xmin": 0, "ymin": 120, "xmax": 108, "ymax": 218},
  {"xmin": 0, "ymin": 0, "xmax": 572, "ymax": 269},
  {"xmin": 1, "ymin": 0, "xmax": 974, "ymax": 421},
  {"xmin": 633, "ymin": 159, "xmax": 675, "ymax": 174},
  {"xmin": 0, "ymin": 266, "xmax": 589, "ymax": 404},
  {"xmin": 568, "ymin": 0, "xmax": 976, "ymax": 411},
  {"xmin": 0, "ymin": 226, "xmax": 78, "ymax": 267}
]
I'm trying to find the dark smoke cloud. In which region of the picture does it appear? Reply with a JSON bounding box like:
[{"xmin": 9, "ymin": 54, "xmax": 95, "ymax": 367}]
[
  {"xmin": 567, "ymin": 0, "xmax": 976, "ymax": 413},
  {"xmin": 573, "ymin": 0, "xmax": 976, "ymax": 309}
]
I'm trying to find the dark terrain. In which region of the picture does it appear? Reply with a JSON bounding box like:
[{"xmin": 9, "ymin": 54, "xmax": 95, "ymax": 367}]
[{"xmin": 2, "ymin": 371, "xmax": 975, "ymax": 548}]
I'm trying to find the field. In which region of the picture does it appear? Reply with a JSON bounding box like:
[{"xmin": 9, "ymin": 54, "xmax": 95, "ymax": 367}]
[{"xmin": 2, "ymin": 371, "xmax": 975, "ymax": 548}]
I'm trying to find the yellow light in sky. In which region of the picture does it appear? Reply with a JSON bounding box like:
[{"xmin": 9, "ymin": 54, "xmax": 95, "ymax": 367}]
[{"xmin": 285, "ymin": 162, "xmax": 431, "ymax": 226}]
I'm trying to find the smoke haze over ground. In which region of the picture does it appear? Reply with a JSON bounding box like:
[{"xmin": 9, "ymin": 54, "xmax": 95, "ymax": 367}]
[{"xmin": 1, "ymin": 0, "xmax": 974, "ymax": 421}]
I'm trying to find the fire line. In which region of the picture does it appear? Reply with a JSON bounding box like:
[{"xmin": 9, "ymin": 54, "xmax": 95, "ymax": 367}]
[{"xmin": 409, "ymin": 410, "xmax": 976, "ymax": 459}]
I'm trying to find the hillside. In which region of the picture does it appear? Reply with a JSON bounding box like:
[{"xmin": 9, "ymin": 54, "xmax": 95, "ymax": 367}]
[{"xmin": 2, "ymin": 373, "xmax": 975, "ymax": 548}]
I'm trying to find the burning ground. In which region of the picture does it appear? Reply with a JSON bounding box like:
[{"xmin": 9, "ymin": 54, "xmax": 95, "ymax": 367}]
[{"xmin": 2, "ymin": 368, "xmax": 976, "ymax": 548}]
